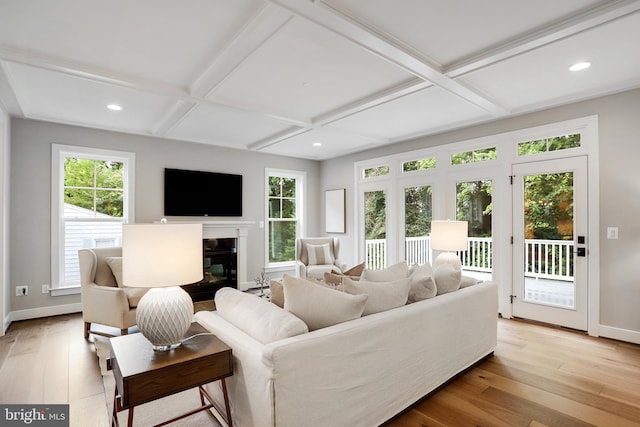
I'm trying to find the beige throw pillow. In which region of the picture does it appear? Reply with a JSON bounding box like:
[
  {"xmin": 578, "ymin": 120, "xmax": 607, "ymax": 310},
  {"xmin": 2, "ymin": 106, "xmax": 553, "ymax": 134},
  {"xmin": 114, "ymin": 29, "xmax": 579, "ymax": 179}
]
[
  {"xmin": 343, "ymin": 277, "xmax": 410, "ymax": 315},
  {"xmin": 408, "ymin": 263, "xmax": 437, "ymax": 302},
  {"xmin": 282, "ymin": 275, "xmax": 367, "ymax": 331},
  {"xmin": 105, "ymin": 257, "xmax": 124, "ymax": 287},
  {"xmin": 434, "ymin": 264, "xmax": 462, "ymax": 295},
  {"xmin": 306, "ymin": 243, "xmax": 333, "ymax": 265},
  {"xmin": 269, "ymin": 280, "xmax": 285, "ymax": 308},
  {"xmin": 360, "ymin": 260, "xmax": 409, "ymax": 282}
]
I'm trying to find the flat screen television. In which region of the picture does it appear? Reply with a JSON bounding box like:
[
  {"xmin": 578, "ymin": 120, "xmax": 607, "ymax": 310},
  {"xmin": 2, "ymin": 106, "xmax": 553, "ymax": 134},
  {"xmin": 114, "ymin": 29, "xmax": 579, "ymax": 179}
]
[{"xmin": 164, "ymin": 168, "xmax": 242, "ymax": 217}]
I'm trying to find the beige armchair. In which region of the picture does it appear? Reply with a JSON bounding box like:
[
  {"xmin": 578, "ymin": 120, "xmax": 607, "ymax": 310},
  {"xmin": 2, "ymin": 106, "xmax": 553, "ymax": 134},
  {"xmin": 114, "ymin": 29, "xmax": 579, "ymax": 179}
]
[
  {"xmin": 296, "ymin": 237, "xmax": 347, "ymax": 280},
  {"xmin": 78, "ymin": 247, "xmax": 148, "ymax": 339}
]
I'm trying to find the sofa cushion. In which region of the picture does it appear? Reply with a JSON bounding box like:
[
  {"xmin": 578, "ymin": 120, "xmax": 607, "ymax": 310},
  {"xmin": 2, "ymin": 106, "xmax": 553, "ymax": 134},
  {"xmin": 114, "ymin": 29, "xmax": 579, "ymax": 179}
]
[
  {"xmin": 343, "ymin": 277, "xmax": 410, "ymax": 315},
  {"xmin": 215, "ymin": 287, "xmax": 309, "ymax": 344},
  {"xmin": 434, "ymin": 264, "xmax": 462, "ymax": 295},
  {"xmin": 360, "ymin": 261, "xmax": 408, "ymax": 282},
  {"xmin": 282, "ymin": 275, "xmax": 367, "ymax": 331},
  {"xmin": 343, "ymin": 262, "xmax": 365, "ymax": 277},
  {"xmin": 407, "ymin": 263, "xmax": 437, "ymax": 302},
  {"xmin": 306, "ymin": 243, "xmax": 333, "ymax": 265}
]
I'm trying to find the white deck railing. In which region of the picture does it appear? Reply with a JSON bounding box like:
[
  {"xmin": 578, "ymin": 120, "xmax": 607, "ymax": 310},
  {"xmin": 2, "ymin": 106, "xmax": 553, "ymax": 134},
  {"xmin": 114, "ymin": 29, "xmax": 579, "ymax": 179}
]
[{"xmin": 366, "ymin": 237, "xmax": 574, "ymax": 281}]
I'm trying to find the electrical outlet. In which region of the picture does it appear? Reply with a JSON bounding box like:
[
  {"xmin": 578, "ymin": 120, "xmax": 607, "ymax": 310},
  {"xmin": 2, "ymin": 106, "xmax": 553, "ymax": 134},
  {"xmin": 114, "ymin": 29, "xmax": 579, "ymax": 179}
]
[
  {"xmin": 42, "ymin": 284, "xmax": 50, "ymax": 294},
  {"xmin": 16, "ymin": 285, "xmax": 28, "ymax": 296}
]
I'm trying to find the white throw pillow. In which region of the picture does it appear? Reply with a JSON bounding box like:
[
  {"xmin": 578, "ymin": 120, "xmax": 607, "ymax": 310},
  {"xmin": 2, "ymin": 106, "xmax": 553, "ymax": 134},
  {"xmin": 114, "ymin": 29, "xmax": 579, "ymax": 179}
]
[
  {"xmin": 343, "ymin": 277, "xmax": 410, "ymax": 315},
  {"xmin": 105, "ymin": 257, "xmax": 124, "ymax": 287},
  {"xmin": 433, "ymin": 264, "xmax": 462, "ymax": 295},
  {"xmin": 215, "ymin": 287, "xmax": 308, "ymax": 344},
  {"xmin": 282, "ymin": 275, "xmax": 367, "ymax": 331},
  {"xmin": 407, "ymin": 263, "xmax": 437, "ymax": 302},
  {"xmin": 360, "ymin": 260, "xmax": 409, "ymax": 282},
  {"xmin": 306, "ymin": 243, "xmax": 333, "ymax": 265}
]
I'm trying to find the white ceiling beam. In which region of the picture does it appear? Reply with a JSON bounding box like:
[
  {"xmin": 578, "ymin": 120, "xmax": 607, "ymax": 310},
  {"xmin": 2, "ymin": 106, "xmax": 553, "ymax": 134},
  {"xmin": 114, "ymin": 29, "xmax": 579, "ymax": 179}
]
[
  {"xmin": 446, "ymin": 0, "xmax": 640, "ymax": 78},
  {"xmin": 191, "ymin": 3, "xmax": 293, "ymax": 99},
  {"xmin": 271, "ymin": 0, "xmax": 510, "ymax": 117}
]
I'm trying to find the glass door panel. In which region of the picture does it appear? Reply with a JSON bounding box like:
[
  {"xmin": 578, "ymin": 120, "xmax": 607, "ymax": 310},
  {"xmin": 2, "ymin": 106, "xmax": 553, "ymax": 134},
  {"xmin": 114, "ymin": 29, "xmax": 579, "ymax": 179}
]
[
  {"xmin": 364, "ymin": 190, "xmax": 386, "ymax": 269},
  {"xmin": 404, "ymin": 185, "xmax": 432, "ymax": 266},
  {"xmin": 456, "ymin": 180, "xmax": 493, "ymax": 279}
]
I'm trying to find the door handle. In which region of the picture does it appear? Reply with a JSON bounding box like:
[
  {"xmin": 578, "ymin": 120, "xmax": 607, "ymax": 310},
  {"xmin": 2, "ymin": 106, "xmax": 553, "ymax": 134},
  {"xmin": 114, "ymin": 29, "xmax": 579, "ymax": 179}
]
[{"xmin": 574, "ymin": 247, "xmax": 586, "ymax": 257}]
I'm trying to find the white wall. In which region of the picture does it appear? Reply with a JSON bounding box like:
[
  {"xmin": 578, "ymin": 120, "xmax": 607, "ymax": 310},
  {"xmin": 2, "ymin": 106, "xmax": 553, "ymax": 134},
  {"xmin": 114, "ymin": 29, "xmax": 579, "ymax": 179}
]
[
  {"xmin": 9, "ymin": 118, "xmax": 321, "ymax": 316},
  {"xmin": 321, "ymin": 88, "xmax": 640, "ymax": 343}
]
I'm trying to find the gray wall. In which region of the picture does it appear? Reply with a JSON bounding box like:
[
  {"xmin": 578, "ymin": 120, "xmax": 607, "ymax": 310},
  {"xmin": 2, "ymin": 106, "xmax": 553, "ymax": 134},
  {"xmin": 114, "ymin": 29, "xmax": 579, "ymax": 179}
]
[
  {"xmin": 321, "ymin": 88, "xmax": 640, "ymax": 337},
  {"xmin": 0, "ymin": 107, "xmax": 8, "ymax": 332},
  {"xmin": 9, "ymin": 118, "xmax": 321, "ymax": 312}
]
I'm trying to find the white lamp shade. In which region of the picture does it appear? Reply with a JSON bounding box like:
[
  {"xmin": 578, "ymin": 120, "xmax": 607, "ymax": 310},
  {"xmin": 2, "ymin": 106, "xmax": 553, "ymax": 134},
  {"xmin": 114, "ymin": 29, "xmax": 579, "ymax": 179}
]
[
  {"xmin": 122, "ymin": 223, "xmax": 203, "ymax": 288},
  {"xmin": 431, "ymin": 220, "xmax": 468, "ymax": 252}
]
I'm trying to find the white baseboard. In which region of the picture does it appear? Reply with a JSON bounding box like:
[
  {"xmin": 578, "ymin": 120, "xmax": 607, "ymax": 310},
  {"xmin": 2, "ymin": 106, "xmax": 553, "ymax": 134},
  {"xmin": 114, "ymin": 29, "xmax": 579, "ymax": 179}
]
[
  {"xmin": 9, "ymin": 302, "xmax": 82, "ymax": 323},
  {"xmin": 599, "ymin": 324, "xmax": 640, "ymax": 344}
]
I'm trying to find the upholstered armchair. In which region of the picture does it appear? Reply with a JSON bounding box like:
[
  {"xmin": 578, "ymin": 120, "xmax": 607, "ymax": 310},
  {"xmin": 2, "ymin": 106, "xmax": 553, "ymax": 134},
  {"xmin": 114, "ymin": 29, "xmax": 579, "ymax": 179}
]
[
  {"xmin": 295, "ymin": 237, "xmax": 347, "ymax": 280},
  {"xmin": 78, "ymin": 247, "xmax": 148, "ymax": 339}
]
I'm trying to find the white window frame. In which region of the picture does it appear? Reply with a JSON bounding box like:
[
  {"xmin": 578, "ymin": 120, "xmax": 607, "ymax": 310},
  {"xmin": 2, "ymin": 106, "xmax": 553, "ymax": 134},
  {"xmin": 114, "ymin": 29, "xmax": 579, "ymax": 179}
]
[
  {"xmin": 51, "ymin": 144, "xmax": 135, "ymax": 295},
  {"xmin": 264, "ymin": 168, "xmax": 306, "ymax": 269}
]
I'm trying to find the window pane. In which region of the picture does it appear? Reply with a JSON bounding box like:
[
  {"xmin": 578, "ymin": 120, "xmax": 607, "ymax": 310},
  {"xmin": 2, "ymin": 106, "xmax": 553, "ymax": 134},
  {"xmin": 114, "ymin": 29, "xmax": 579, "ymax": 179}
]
[
  {"xmin": 269, "ymin": 177, "xmax": 281, "ymax": 197},
  {"xmin": 269, "ymin": 221, "xmax": 296, "ymax": 263},
  {"xmin": 281, "ymin": 178, "xmax": 296, "ymax": 198},
  {"xmin": 95, "ymin": 189, "xmax": 124, "ymax": 217},
  {"xmin": 364, "ymin": 190, "xmax": 386, "ymax": 269},
  {"xmin": 404, "ymin": 185, "xmax": 432, "ymax": 265},
  {"xmin": 363, "ymin": 165, "xmax": 389, "ymax": 178},
  {"xmin": 269, "ymin": 198, "xmax": 281, "ymax": 218},
  {"xmin": 64, "ymin": 220, "xmax": 122, "ymax": 281},
  {"xmin": 518, "ymin": 133, "xmax": 581, "ymax": 156},
  {"xmin": 64, "ymin": 158, "xmax": 94, "ymax": 187},
  {"xmin": 456, "ymin": 180, "xmax": 492, "ymax": 237},
  {"xmin": 281, "ymin": 198, "xmax": 296, "ymax": 219},
  {"xmin": 64, "ymin": 188, "xmax": 94, "ymax": 213},
  {"xmin": 95, "ymin": 160, "xmax": 123, "ymax": 188},
  {"xmin": 403, "ymin": 157, "xmax": 436, "ymax": 172},
  {"xmin": 451, "ymin": 147, "xmax": 496, "ymax": 165},
  {"xmin": 456, "ymin": 180, "xmax": 493, "ymax": 275}
]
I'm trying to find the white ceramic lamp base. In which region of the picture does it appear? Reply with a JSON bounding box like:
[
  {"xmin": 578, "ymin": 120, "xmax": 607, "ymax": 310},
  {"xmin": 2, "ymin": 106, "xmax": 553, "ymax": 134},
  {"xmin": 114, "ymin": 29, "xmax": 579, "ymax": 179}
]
[
  {"xmin": 434, "ymin": 251, "xmax": 462, "ymax": 271},
  {"xmin": 136, "ymin": 286, "xmax": 194, "ymax": 351}
]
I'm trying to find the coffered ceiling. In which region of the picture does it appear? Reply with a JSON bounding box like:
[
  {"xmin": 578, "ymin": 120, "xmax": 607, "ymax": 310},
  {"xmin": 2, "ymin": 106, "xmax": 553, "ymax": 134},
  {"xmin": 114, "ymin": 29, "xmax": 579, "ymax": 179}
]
[{"xmin": 1, "ymin": 0, "xmax": 639, "ymax": 160}]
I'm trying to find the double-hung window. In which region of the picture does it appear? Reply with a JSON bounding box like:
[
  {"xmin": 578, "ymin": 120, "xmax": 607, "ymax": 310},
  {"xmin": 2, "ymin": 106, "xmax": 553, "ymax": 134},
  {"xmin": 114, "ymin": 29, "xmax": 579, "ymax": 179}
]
[
  {"xmin": 51, "ymin": 145, "xmax": 135, "ymax": 295},
  {"xmin": 265, "ymin": 169, "xmax": 305, "ymax": 267}
]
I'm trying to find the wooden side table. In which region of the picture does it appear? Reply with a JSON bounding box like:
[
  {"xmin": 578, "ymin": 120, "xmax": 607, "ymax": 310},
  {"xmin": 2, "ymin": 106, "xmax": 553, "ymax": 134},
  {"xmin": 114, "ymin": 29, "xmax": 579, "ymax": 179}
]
[{"xmin": 109, "ymin": 323, "xmax": 233, "ymax": 427}]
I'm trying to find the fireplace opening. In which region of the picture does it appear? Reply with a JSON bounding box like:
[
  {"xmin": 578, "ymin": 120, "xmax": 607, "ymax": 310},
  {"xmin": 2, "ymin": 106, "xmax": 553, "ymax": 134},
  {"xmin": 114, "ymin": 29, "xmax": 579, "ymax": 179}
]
[{"xmin": 182, "ymin": 238, "xmax": 238, "ymax": 302}]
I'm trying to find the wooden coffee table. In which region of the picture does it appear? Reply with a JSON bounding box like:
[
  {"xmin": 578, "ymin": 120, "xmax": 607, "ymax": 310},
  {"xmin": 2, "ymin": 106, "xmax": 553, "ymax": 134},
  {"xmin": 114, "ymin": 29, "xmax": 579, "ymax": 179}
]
[{"xmin": 109, "ymin": 323, "xmax": 233, "ymax": 427}]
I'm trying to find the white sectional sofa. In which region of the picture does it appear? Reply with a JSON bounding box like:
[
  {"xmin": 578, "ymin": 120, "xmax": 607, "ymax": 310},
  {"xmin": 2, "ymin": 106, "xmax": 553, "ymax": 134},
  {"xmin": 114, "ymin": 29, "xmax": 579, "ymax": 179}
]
[{"xmin": 194, "ymin": 280, "xmax": 498, "ymax": 427}]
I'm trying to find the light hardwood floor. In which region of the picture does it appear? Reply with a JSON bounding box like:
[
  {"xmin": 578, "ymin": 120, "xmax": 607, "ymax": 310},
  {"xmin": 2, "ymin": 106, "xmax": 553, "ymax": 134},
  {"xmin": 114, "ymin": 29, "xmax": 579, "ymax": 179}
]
[{"xmin": 1, "ymin": 314, "xmax": 639, "ymax": 426}]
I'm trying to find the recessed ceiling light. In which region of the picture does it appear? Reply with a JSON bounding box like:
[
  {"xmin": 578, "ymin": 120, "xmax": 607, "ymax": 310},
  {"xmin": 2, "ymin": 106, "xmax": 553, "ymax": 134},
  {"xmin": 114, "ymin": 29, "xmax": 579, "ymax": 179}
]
[
  {"xmin": 313, "ymin": 142, "xmax": 322, "ymax": 147},
  {"xmin": 106, "ymin": 104, "xmax": 123, "ymax": 111},
  {"xmin": 569, "ymin": 62, "xmax": 591, "ymax": 72}
]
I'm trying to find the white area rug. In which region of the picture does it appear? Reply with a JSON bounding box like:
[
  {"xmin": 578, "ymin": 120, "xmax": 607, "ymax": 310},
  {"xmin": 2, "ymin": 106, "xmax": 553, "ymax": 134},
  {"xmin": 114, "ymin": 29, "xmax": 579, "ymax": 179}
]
[{"xmin": 93, "ymin": 335, "xmax": 223, "ymax": 427}]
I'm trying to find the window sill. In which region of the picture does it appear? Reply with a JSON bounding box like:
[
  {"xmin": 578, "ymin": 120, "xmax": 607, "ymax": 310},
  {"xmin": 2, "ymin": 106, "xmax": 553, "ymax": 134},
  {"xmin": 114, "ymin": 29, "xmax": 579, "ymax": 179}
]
[{"xmin": 50, "ymin": 286, "xmax": 81, "ymax": 297}]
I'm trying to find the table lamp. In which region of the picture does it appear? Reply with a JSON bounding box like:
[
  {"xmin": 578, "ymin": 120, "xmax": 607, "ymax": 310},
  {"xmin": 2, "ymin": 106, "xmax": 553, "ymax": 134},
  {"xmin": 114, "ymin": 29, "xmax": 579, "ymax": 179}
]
[
  {"xmin": 430, "ymin": 220, "xmax": 468, "ymax": 270},
  {"xmin": 123, "ymin": 222, "xmax": 203, "ymax": 351}
]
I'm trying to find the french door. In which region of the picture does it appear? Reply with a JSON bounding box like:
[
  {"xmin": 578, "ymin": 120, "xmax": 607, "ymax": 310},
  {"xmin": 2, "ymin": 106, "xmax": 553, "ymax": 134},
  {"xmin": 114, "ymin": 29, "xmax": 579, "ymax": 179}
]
[{"xmin": 512, "ymin": 157, "xmax": 588, "ymax": 330}]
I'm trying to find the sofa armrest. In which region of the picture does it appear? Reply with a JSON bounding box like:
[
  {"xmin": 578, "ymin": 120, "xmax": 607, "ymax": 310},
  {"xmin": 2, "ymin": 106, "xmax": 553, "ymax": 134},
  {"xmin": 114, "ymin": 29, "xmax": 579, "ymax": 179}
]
[
  {"xmin": 334, "ymin": 259, "xmax": 347, "ymax": 273},
  {"xmin": 194, "ymin": 311, "xmax": 275, "ymax": 427}
]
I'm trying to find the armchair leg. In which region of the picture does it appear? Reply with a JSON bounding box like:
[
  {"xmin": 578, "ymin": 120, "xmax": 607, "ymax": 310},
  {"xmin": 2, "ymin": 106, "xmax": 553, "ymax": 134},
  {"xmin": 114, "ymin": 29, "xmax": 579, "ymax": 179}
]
[
  {"xmin": 121, "ymin": 328, "xmax": 128, "ymax": 336},
  {"xmin": 84, "ymin": 322, "xmax": 91, "ymax": 340}
]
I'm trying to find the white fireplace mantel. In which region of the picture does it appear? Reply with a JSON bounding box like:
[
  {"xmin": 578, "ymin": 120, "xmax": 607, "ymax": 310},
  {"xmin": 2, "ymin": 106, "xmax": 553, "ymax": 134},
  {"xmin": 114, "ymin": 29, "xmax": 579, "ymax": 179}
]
[{"xmin": 161, "ymin": 220, "xmax": 255, "ymax": 291}]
